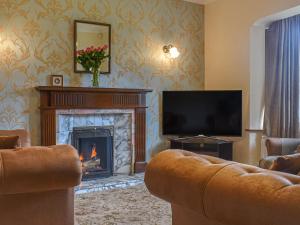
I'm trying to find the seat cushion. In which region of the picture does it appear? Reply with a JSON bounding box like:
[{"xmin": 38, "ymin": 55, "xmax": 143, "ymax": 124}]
[
  {"xmin": 270, "ymin": 153, "xmax": 300, "ymax": 174},
  {"xmin": 0, "ymin": 136, "xmax": 19, "ymax": 149}
]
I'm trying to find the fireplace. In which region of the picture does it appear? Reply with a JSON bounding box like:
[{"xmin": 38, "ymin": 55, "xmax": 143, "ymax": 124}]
[
  {"xmin": 37, "ymin": 87, "xmax": 152, "ymax": 173},
  {"xmin": 71, "ymin": 126, "xmax": 113, "ymax": 179}
]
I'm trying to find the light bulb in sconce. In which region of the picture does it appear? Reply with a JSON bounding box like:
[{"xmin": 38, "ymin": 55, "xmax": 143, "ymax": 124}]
[{"xmin": 163, "ymin": 44, "xmax": 180, "ymax": 59}]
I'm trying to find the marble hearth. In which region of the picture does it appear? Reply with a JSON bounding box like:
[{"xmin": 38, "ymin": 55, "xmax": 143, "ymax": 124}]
[{"xmin": 56, "ymin": 109, "xmax": 135, "ymax": 174}]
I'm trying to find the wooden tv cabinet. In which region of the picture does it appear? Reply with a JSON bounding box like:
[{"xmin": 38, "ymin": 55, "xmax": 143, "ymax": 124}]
[{"xmin": 170, "ymin": 136, "xmax": 233, "ymax": 160}]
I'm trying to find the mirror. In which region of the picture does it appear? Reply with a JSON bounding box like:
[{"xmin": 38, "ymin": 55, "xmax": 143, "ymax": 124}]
[{"xmin": 74, "ymin": 20, "xmax": 111, "ymax": 74}]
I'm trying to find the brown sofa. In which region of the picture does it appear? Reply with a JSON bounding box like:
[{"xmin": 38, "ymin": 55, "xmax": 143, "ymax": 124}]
[
  {"xmin": 145, "ymin": 150, "xmax": 300, "ymax": 225},
  {"xmin": 0, "ymin": 130, "xmax": 82, "ymax": 225},
  {"xmin": 259, "ymin": 137, "xmax": 300, "ymax": 169}
]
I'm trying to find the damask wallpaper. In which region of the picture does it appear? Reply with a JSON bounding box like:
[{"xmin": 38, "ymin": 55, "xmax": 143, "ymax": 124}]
[{"xmin": 0, "ymin": 0, "xmax": 204, "ymax": 159}]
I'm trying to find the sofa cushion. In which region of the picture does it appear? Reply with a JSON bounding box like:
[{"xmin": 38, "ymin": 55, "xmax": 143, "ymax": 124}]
[
  {"xmin": 0, "ymin": 129, "xmax": 30, "ymax": 147},
  {"xmin": 259, "ymin": 156, "xmax": 280, "ymax": 169},
  {"xmin": 0, "ymin": 136, "xmax": 19, "ymax": 149},
  {"xmin": 270, "ymin": 153, "xmax": 300, "ymax": 174}
]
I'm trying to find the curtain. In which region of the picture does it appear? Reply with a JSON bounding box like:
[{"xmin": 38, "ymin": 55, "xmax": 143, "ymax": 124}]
[{"xmin": 264, "ymin": 14, "xmax": 300, "ymax": 138}]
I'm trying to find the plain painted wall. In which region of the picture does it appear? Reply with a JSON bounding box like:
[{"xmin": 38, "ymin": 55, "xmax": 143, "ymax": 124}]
[{"xmin": 205, "ymin": 0, "xmax": 300, "ymax": 164}]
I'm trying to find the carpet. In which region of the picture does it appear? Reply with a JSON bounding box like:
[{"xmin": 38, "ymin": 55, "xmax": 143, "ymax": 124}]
[{"xmin": 75, "ymin": 184, "xmax": 171, "ymax": 225}]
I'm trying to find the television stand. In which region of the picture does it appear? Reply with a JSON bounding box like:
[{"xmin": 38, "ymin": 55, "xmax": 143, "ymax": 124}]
[{"xmin": 169, "ymin": 136, "xmax": 233, "ymax": 160}]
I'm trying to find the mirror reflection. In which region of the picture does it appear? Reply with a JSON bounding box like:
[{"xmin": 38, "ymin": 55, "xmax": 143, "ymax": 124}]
[{"xmin": 74, "ymin": 20, "xmax": 111, "ymax": 74}]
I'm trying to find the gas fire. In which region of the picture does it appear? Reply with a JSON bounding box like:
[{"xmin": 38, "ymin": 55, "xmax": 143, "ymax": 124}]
[
  {"xmin": 79, "ymin": 154, "xmax": 84, "ymax": 162},
  {"xmin": 79, "ymin": 144, "xmax": 101, "ymax": 173},
  {"xmin": 91, "ymin": 144, "xmax": 97, "ymax": 159},
  {"xmin": 79, "ymin": 144, "xmax": 97, "ymax": 162}
]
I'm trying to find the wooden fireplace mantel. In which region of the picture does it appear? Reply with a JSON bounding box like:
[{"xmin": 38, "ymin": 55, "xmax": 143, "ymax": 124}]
[{"xmin": 36, "ymin": 86, "xmax": 152, "ymax": 173}]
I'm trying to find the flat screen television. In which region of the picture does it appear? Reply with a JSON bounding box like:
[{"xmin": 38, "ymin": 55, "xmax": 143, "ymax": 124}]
[{"xmin": 163, "ymin": 90, "xmax": 242, "ymax": 136}]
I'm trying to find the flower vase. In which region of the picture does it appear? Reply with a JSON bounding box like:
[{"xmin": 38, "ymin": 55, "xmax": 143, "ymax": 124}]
[{"xmin": 91, "ymin": 68, "xmax": 100, "ymax": 87}]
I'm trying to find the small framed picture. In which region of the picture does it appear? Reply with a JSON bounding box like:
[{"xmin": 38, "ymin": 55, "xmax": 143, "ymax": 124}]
[{"xmin": 50, "ymin": 75, "xmax": 64, "ymax": 86}]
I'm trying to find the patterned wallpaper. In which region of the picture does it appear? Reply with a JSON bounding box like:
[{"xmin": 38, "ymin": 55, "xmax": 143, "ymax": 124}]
[{"xmin": 0, "ymin": 0, "xmax": 204, "ymax": 159}]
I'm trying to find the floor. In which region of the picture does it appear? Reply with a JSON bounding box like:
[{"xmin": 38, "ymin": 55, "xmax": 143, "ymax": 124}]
[
  {"xmin": 75, "ymin": 183, "xmax": 171, "ymax": 225},
  {"xmin": 75, "ymin": 173, "xmax": 145, "ymax": 194},
  {"xmin": 75, "ymin": 173, "xmax": 172, "ymax": 224}
]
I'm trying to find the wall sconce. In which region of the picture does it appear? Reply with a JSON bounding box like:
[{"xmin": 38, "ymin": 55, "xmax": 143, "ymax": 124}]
[{"xmin": 163, "ymin": 44, "xmax": 180, "ymax": 59}]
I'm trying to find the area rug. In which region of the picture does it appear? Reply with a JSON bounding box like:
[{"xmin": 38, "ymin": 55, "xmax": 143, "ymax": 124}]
[{"xmin": 75, "ymin": 184, "xmax": 171, "ymax": 225}]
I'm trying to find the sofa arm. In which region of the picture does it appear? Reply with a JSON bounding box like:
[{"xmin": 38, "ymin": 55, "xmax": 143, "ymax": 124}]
[
  {"xmin": 0, "ymin": 145, "xmax": 82, "ymax": 194},
  {"xmin": 145, "ymin": 150, "xmax": 233, "ymax": 215},
  {"xmin": 145, "ymin": 150, "xmax": 300, "ymax": 225}
]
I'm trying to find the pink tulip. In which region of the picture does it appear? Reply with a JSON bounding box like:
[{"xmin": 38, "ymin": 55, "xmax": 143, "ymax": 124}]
[{"xmin": 77, "ymin": 50, "xmax": 84, "ymax": 55}]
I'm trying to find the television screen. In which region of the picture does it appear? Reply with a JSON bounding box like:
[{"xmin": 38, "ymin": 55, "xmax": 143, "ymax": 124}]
[{"xmin": 162, "ymin": 91, "xmax": 242, "ymax": 136}]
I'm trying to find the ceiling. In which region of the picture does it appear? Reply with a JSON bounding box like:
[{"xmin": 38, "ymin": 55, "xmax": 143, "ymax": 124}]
[{"xmin": 184, "ymin": 0, "xmax": 216, "ymax": 5}]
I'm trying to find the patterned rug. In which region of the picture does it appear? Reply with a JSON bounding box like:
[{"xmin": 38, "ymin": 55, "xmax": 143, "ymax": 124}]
[{"xmin": 75, "ymin": 184, "xmax": 171, "ymax": 225}]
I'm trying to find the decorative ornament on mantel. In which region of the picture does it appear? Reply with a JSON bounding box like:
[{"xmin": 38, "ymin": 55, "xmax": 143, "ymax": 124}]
[{"xmin": 76, "ymin": 45, "xmax": 110, "ymax": 87}]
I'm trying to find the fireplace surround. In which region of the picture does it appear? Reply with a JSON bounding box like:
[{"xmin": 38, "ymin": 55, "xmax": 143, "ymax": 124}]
[
  {"xmin": 56, "ymin": 109, "xmax": 134, "ymax": 175},
  {"xmin": 36, "ymin": 86, "xmax": 152, "ymax": 173}
]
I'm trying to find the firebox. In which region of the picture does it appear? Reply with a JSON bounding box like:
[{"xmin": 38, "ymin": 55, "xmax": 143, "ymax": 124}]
[{"xmin": 71, "ymin": 126, "xmax": 113, "ymax": 180}]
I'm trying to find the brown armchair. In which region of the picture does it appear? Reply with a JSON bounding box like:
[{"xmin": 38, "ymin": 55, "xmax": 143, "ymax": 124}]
[
  {"xmin": 0, "ymin": 129, "xmax": 82, "ymax": 225},
  {"xmin": 259, "ymin": 137, "xmax": 300, "ymax": 169},
  {"xmin": 145, "ymin": 150, "xmax": 300, "ymax": 225}
]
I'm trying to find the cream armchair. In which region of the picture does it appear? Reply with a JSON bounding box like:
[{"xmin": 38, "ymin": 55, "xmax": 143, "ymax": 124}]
[{"xmin": 259, "ymin": 137, "xmax": 300, "ymax": 169}]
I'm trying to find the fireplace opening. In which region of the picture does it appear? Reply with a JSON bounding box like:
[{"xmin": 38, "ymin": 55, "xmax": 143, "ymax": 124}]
[{"xmin": 71, "ymin": 126, "xmax": 113, "ymax": 180}]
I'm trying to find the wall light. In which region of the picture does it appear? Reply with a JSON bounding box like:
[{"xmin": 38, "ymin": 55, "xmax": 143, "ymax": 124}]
[{"xmin": 163, "ymin": 44, "xmax": 180, "ymax": 59}]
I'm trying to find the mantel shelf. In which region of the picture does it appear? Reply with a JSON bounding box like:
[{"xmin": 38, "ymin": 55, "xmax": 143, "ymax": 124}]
[{"xmin": 36, "ymin": 86, "xmax": 152, "ymax": 94}]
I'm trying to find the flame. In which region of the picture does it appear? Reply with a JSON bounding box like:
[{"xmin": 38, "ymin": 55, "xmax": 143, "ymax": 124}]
[
  {"xmin": 79, "ymin": 153, "xmax": 84, "ymax": 162},
  {"xmin": 91, "ymin": 144, "xmax": 97, "ymax": 158}
]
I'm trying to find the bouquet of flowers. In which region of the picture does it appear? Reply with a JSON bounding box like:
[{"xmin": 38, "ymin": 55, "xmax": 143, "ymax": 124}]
[{"xmin": 76, "ymin": 45, "xmax": 109, "ymax": 87}]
